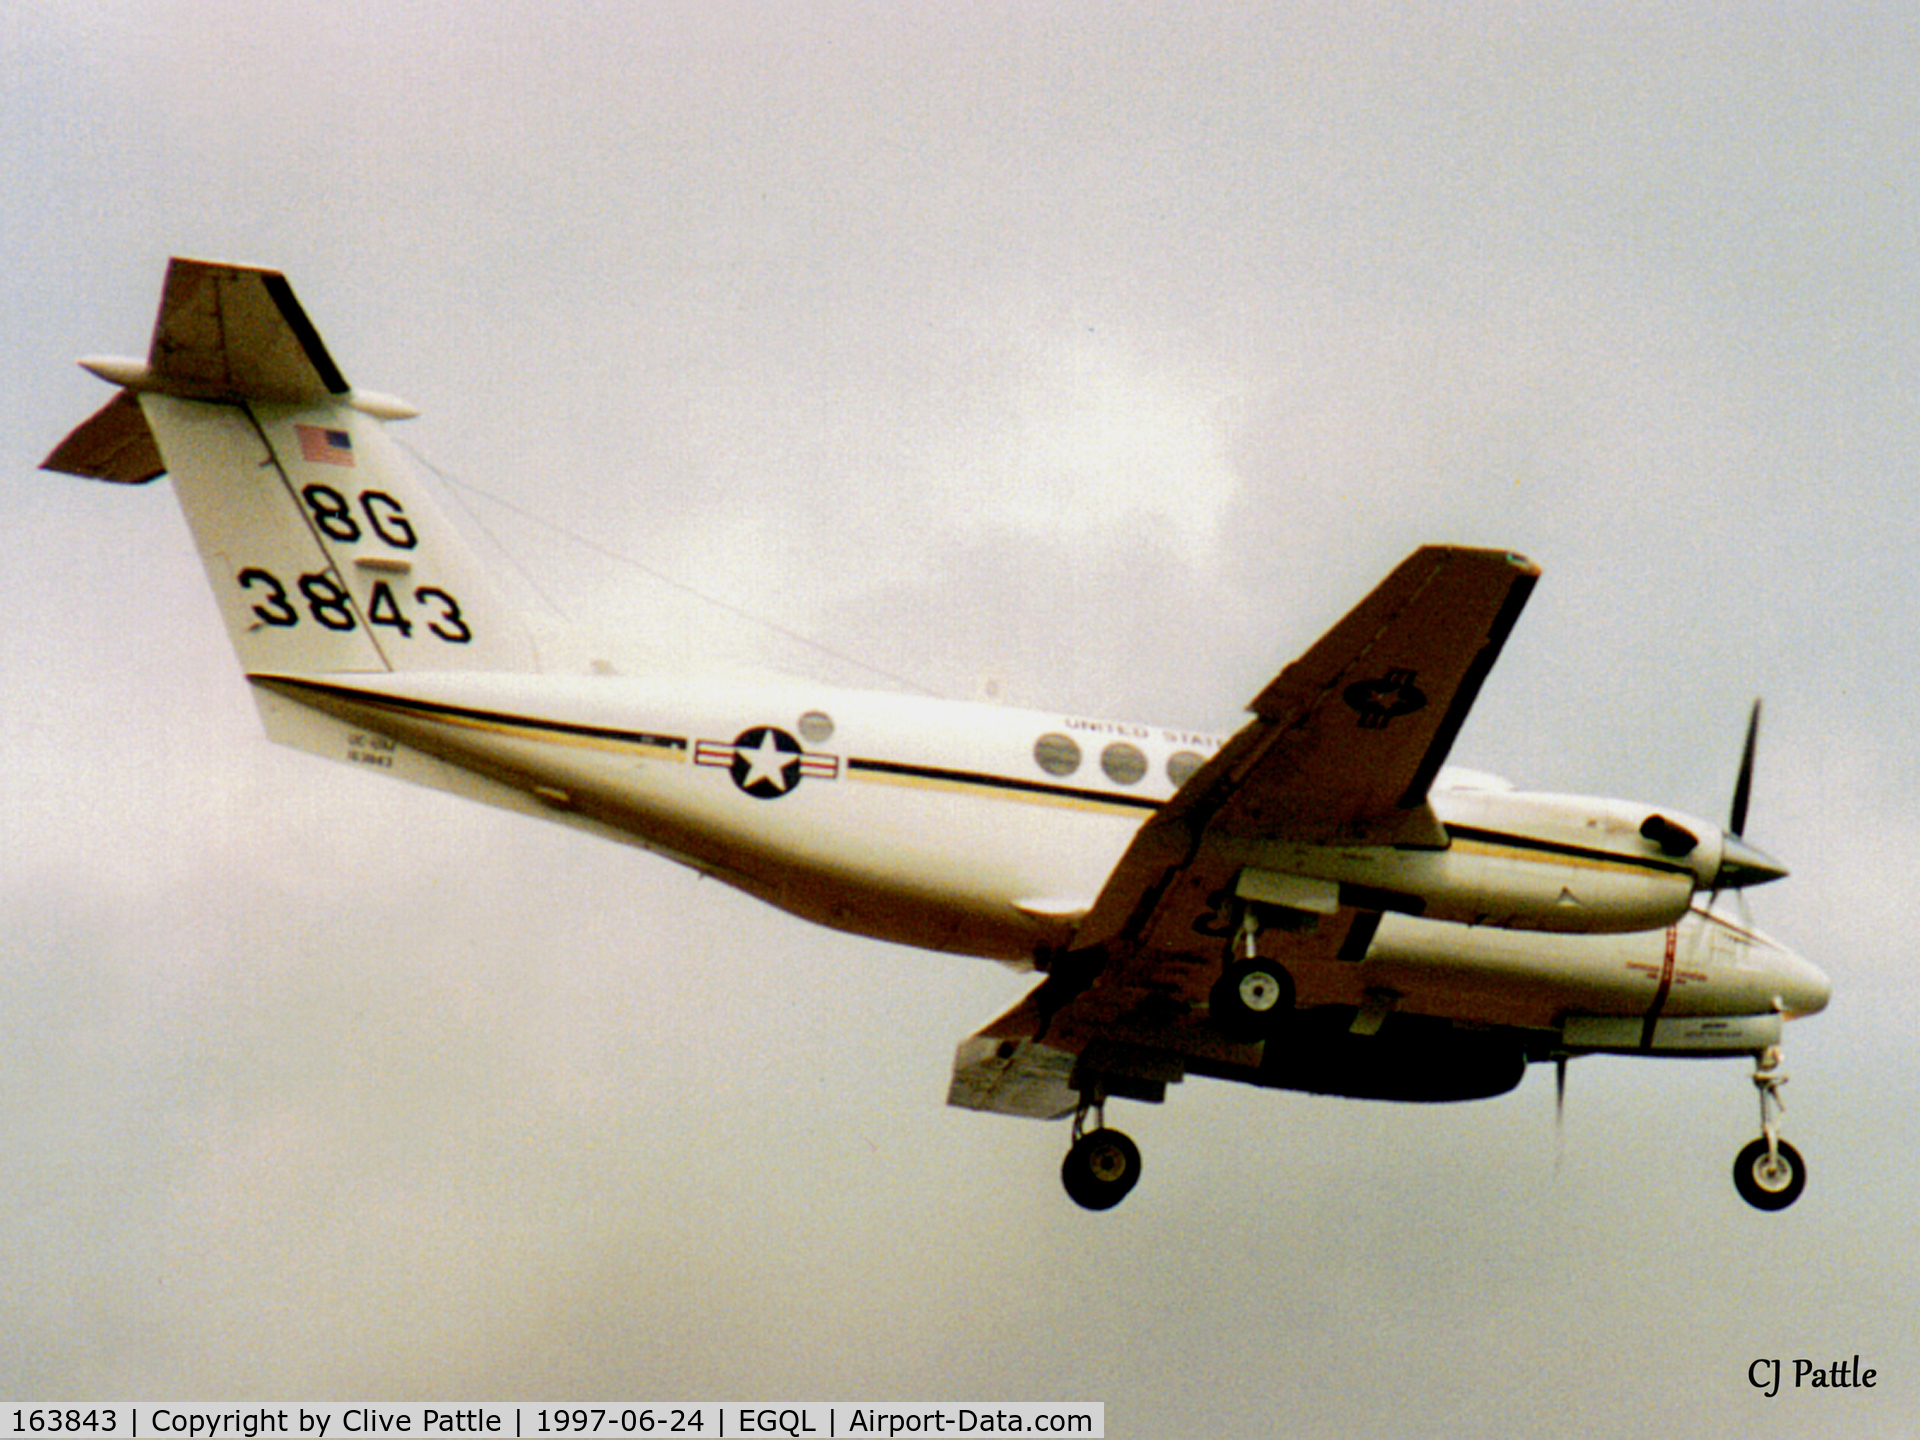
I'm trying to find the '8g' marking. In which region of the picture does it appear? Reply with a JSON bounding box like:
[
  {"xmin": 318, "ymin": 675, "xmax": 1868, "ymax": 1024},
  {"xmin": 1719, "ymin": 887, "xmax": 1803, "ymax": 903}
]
[{"xmin": 300, "ymin": 485, "xmax": 421, "ymax": 551}]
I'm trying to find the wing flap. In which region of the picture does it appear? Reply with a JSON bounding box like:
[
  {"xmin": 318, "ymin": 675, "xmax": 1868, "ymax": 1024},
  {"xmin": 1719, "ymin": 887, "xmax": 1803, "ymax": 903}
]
[
  {"xmin": 945, "ymin": 906, "xmax": 1392, "ymax": 1119},
  {"xmin": 947, "ymin": 1032, "xmax": 1082, "ymax": 1120},
  {"xmin": 945, "ymin": 978, "xmax": 1194, "ymax": 1119}
]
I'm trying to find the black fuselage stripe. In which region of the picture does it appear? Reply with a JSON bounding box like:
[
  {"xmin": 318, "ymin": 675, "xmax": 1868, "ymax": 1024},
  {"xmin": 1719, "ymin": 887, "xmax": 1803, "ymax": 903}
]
[
  {"xmin": 846, "ymin": 757, "xmax": 1165, "ymax": 810},
  {"xmin": 256, "ymin": 678, "xmax": 1160, "ymax": 806},
  {"xmin": 254, "ymin": 680, "xmax": 1690, "ymax": 868},
  {"xmin": 253, "ymin": 677, "xmax": 688, "ymax": 751}
]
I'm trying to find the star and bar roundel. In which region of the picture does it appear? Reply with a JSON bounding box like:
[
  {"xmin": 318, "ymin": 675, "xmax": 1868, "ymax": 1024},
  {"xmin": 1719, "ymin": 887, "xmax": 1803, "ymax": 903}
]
[
  {"xmin": 1342, "ymin": 667, "xmax": 1428, "ymax": 730},
  {"xmin": 695, "ymin": 726, "xmax": 841, "ymax": 799}
]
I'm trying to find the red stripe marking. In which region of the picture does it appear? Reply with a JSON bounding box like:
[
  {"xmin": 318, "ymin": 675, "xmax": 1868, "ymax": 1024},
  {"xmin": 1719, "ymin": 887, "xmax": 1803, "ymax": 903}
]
[{"xmin": 1640, "ymin": 925, "xmax": 1679, "ymax": 1050}]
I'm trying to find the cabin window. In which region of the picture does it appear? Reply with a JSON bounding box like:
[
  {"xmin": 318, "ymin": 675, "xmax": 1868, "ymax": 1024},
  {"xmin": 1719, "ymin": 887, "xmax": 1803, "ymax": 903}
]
[
  {"xmin": 1101, "ymin": 741, "xmax": 1148, "ymax": 786},
  {"xmin": 798, "ymin": 710, "xmax": 835, "ymax": 745},
  {"xmin": 1167, "ymin": 750, "xmax": 1204, "ymax": 787},
  {"xmin": 1034, "ymin": 732, "xmax": 1082, "ymax": 777}
]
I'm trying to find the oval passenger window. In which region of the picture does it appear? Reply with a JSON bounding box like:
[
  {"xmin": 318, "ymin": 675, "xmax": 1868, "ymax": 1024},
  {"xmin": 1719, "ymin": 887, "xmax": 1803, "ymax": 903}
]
[
  {"xmin": 1102, "ymin": 742, "xmax": 1147, "ymax": 785},
  {"xmin": 1034, "ymin": 732, "xmax": 1082, "ymax": 777}
]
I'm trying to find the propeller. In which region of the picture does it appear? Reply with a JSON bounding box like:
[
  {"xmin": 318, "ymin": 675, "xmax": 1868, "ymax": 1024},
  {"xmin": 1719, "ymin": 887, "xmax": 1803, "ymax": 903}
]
[
  {"xmin": 1563, "ymin": 703, "xmax": 1781, "ymax": 1160},
  {"xmin": 1552, "ymin": 1051, "xmax": 1569, "ymax": 1175},
  {"xmin": 1708, "ymin": 699, "xmax": 1785, "ymax": 912},
  {"xmin": 1730, "ymin": 699, "xmax": 1760, "ymax": 839},
  {"xmin": 1710, "ymin": 699, "xmax": 1787, "ymax": 901}
]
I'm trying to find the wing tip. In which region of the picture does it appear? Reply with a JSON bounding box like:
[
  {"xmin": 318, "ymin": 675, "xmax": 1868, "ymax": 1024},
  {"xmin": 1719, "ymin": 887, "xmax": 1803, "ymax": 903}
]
[{"xmin": 1417, "ymin": 543, "xmax": 1539, "ymax": 577}]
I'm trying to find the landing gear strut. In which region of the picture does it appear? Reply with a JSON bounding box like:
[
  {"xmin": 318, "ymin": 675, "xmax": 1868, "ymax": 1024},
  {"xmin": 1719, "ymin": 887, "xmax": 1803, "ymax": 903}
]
[
  {"xmin": 1060, "ymin": 1093, "xmax": 1141, "ymax": 1211},
  {"xmin": 1733, "ymin": 1046, "xmax": 1806, "ymax": 1211}
]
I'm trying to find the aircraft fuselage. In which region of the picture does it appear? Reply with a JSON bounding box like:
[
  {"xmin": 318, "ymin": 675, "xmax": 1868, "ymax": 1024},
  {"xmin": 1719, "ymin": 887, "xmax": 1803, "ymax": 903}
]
[{"xmin": 248, "ymin": 665, "xmax": 1828, "ymax": 1053}]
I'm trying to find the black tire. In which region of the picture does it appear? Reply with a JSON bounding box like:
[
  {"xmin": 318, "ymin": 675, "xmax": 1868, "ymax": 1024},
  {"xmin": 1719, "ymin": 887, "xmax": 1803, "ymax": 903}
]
[
  {"xmin": 1061, "ymin": 1128, "xmax": 1142, "ymax": 1211},
  {"xmin": 1210, "ymin": 960, "xmax": 1294, "ymax": 1042},
  {"xmin": 1733, "ymin": 1137, "xmax": 1806, "ymax": 1210}
]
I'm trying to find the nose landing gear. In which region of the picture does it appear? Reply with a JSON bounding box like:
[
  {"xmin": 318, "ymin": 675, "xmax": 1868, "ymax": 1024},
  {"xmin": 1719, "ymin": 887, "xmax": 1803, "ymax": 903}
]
[{"xmin": 1733, "ymin": 1047, "xmax": 1806, "ymax": 1210}]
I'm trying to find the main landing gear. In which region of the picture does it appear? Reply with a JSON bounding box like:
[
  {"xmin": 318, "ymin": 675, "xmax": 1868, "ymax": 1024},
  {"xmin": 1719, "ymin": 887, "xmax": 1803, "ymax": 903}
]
[
  {"xmin": 1061, "ymin": 1094, "xmax": 1141, "ymax": 1212},
  {"xmin": 1733, "ymin": 1046, "xmax": 1806, "ymax": 1211},
  {"xmin": 1209, "ymin": 905, "xmax": 1295, "ymax": 1043},
  {"xmin": 1060, "ymin": 908, "xmax": 1300, "ymax": 1209}
]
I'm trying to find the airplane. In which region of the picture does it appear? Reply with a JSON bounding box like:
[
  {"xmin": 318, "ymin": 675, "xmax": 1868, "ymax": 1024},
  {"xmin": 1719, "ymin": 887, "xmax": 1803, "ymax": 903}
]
[{"xmin": 43, "ymin": 258, "xmax": 1830, "ymax": 1212}]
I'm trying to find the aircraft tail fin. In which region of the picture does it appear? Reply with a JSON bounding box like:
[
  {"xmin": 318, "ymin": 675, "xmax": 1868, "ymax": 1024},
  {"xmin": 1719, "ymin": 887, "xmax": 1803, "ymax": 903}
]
[{"xmin": 43, "ymin": 258, "xmax": 541, "ymax": 677}]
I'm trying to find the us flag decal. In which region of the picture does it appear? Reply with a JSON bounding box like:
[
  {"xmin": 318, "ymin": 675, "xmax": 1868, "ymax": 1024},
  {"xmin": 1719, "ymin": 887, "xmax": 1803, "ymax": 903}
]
[{"xmin": 296, "ymin": 424, "xmax": 355, "ymax": 467}]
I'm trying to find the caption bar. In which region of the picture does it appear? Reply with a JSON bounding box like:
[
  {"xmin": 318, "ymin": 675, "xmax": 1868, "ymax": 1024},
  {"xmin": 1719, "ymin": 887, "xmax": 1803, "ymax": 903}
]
[{"xmin": 3, "ymin": 1408, "xmax": 1103, "ymax": 1440}]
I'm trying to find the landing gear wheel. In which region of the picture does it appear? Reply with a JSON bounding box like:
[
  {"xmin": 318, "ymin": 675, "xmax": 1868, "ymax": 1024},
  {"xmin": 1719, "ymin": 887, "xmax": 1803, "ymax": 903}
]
[
  {"xmin": 1061, "ymin": 1128, "xmax": 1142, "ymax": 1211},
  {"xmin": 1210, "ymin": 960, "xmax": 1293, "ymax": 1042},
  {"xmin": 1733, "ymin": 1136, "xmax": 1806, "ymax": 1210}
]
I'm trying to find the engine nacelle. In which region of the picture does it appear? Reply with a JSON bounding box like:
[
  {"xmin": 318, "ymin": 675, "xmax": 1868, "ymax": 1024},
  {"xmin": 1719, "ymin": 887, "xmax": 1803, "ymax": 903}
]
[{"xmin": 1232, "ymin": 786, "xmax": 1775, "ymax": 934}]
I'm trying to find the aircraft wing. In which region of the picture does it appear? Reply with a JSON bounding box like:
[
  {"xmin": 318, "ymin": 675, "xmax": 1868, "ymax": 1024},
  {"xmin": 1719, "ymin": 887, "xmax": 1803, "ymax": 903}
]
[
  {"xmin": 949, "ymin": 546, "xmax": 1539, "ymax": 1117},
  {"xmin": 949, "ymin": 908, "xmax": 1394, "ymax": 1118},
  {"xmin": 1073, "ymin": 545, "xmax": 1538, "ymax": 957}
]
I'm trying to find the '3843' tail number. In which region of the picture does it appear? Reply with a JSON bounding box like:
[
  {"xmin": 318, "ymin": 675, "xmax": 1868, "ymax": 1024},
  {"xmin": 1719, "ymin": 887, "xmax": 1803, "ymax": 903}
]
[{"xmin": 235, "ymin": 567, "xmax": 472, "ymax": 643}]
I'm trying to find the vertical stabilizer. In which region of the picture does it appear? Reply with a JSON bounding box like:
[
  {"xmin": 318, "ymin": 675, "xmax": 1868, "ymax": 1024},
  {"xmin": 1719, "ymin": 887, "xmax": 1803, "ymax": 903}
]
[{"xmin": 44, "ymin": 259, "xmax": 541, "ymax": 677}]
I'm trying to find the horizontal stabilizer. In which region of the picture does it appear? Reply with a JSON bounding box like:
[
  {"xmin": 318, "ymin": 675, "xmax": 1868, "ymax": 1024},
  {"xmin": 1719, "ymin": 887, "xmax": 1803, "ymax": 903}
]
[
  {"xmin": 146, "ymin": 258, "xmax": 348, "ymax": 404},
  {"xmin": 41, "ymin": 389, "xmax": 164, "ymax": 483}
]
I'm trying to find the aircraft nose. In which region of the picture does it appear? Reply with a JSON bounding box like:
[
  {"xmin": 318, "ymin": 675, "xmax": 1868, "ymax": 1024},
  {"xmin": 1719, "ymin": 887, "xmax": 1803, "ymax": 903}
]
[{"xmin": 1766, "ymin": 943, "xmax": 1831, "ymax": 1019}]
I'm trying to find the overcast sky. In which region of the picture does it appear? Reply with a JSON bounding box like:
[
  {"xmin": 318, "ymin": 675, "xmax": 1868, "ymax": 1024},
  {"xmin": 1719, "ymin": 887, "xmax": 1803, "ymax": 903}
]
[{"xmin": 4, "ymin": 3, "xmax": 1918, "ymax": 1433}]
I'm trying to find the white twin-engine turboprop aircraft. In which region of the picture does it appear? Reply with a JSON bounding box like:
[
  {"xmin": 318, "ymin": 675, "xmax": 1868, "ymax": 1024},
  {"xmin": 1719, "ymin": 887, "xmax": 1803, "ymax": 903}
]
[{"xmin": 46, "ymin": 259, "xmax": 1829, "ymax": 1211}]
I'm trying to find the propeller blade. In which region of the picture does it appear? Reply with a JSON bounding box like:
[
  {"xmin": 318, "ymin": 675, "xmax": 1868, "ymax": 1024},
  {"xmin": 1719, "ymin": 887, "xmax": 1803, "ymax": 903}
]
[
  {"xmin": 1553, "ymin": 1053, "xmax": 1568, "ymax": 1175},
  {"xmin": 1710, "ymin": 699, "xmax": 1786, "ymax": 897},
  {"xmin": 1730, "ymin": 699, "xmax": 1761, "ymax": 838}
]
